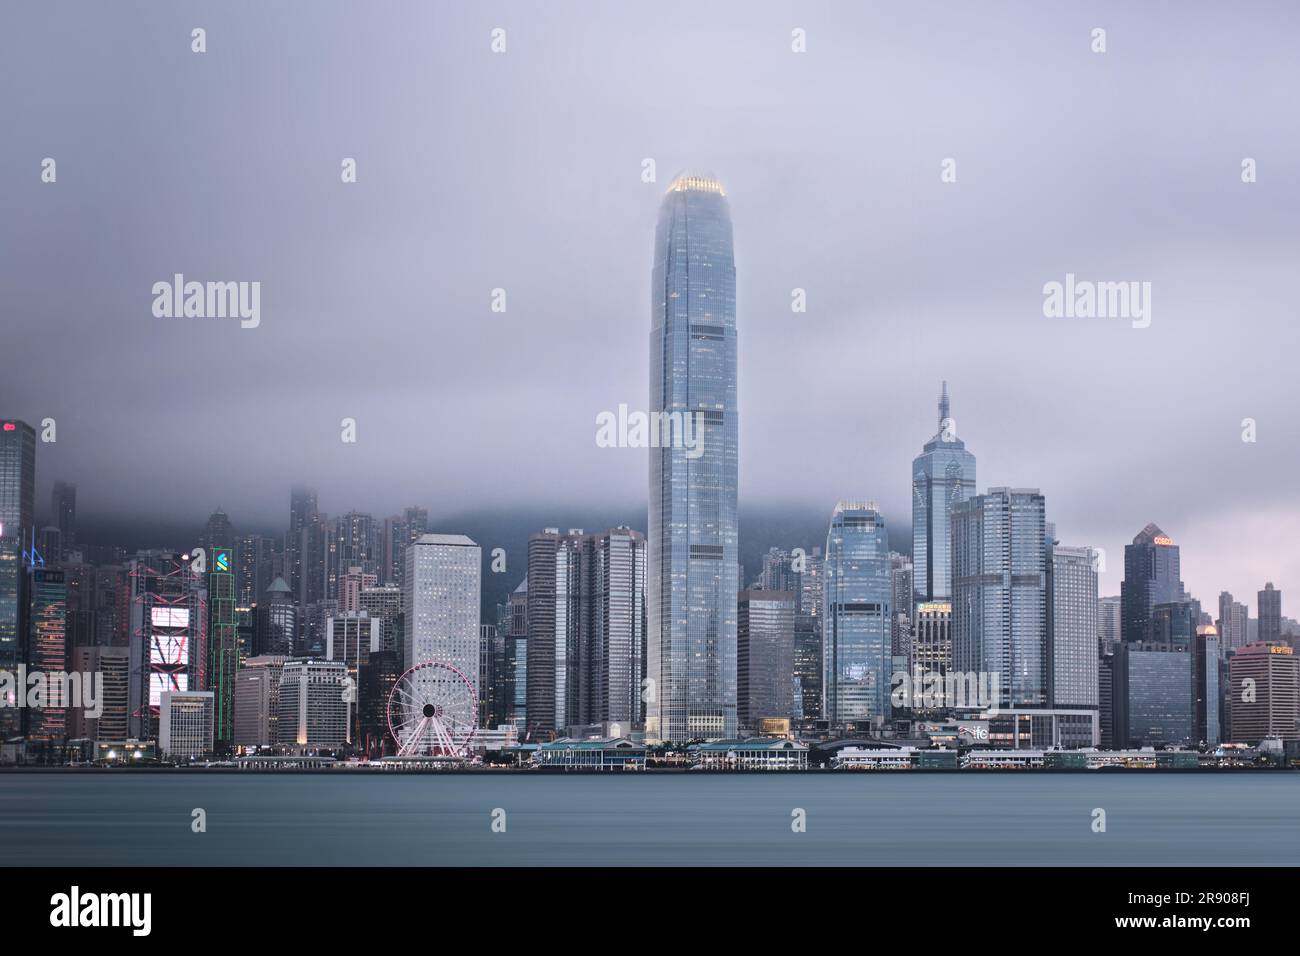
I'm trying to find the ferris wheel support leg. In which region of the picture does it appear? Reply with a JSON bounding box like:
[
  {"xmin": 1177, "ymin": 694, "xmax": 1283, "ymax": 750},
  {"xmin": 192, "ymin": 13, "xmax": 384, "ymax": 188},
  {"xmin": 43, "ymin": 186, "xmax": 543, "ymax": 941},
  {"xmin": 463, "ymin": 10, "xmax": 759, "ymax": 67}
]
[{"xmin": 398, "ymin": 716, "xmax": 430, "ymax": 757}]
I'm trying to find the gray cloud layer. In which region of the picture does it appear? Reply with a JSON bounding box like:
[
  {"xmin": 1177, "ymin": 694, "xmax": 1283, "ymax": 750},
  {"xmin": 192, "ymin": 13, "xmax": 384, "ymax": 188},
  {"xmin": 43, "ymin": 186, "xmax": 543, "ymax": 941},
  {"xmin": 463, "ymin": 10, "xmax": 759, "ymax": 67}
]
[{"xmin": 2, "ymin": 2, "xmax": 1297, "ymax": 608}]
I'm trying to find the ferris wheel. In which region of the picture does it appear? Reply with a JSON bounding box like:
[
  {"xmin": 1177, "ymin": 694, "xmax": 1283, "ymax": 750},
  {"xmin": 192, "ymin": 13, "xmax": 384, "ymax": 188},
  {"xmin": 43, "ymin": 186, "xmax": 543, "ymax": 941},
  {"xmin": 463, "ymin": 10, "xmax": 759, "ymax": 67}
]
[{"xmin": 387, "ymin": 660, "xmax": 478, "ymax": 757}]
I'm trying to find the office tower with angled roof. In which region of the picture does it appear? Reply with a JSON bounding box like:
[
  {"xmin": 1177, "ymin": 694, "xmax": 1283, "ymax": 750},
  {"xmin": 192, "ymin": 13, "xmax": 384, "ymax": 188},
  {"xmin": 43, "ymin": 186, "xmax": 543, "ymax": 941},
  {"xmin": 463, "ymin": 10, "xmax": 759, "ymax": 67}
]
[
  {"xmin": 254, "ymin": 576, "xmax": 298, "ymax": 656},
  {"xmin": 646, "ymin": 172, "xmax": 738, "ymax": 743},
  {"xmin": 822, "ymin": 501, "xmax": 892, "ymax": 728},
  {"xmin": 911, "ymin": 383, "xmax": 976, "ymax": 609},
  {"xmin": 1121, "ymin": 523, "xmax": 1183, "ymax": 644}
]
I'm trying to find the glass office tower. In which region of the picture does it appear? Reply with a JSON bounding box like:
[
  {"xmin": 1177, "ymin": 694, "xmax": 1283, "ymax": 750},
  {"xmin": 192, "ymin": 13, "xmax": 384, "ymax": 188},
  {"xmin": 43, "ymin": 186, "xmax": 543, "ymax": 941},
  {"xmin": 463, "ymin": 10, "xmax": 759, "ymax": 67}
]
[
  {"xmin": 911, "ymin": 384, "xmax": 976, "ymax": 608},
  {"xmin": 1121, "ymin": 523, "xmax": 1183, "ymax": 644},
  {"xmin": 822, "ymin": 502, "xmax": 892, "ymax": 727},
  {"xmin": 952, "ymin": 488, "xmax": 1048, "ymax": 710},
  {"xmin": 0, "ymin": 420, "xmax": 36, "ymax": 739},
  {"xmin": 647, "ymin": 173, "xmax": 738, "ymax": 743}
]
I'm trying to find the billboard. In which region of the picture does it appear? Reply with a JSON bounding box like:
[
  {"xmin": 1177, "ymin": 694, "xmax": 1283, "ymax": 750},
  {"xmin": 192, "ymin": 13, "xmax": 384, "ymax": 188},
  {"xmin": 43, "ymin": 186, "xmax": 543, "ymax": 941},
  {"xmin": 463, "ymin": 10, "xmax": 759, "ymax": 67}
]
[{"xmin": 151, "ymin": 606, "xmax": 190, "ymax": 629}]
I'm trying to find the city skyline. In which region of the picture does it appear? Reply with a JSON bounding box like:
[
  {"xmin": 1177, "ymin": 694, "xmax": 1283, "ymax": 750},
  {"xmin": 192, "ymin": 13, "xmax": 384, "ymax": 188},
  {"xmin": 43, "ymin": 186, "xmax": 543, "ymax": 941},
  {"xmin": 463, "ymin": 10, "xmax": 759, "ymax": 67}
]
[{"xmin": 3, "ymin": 4, "xmax": 1298, "ymax": 616}]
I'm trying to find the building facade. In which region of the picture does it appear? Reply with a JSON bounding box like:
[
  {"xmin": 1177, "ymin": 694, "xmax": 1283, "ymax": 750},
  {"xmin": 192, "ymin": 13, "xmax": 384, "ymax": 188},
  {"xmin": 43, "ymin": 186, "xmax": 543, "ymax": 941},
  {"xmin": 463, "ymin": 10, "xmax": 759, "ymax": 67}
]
[
  {"xmin": 952, "ymin": 488, "xmax": 1048, "ymax": 710},
  {"xmin": 232, "ymin": 655, "xmax": 287, "ymax": 750},
  {"xmin": 1048, "ymin": 545, "xmax": 1099, "ymax": 712},
  {"xmin": 737, "ymin": 590, "xmax": 796, "ymax": 734},
  {"xmin": 526, "ymin": 526, "xmax": 646, "ymax": 737},
  {"xmin": 1228, "ymin": 642, "xmax": 1299, "ymax": 744},
  {"xmin": 822, "ymin": 501, "xmax": 892, "ymax": 727},
  {"xmin": 911, "ymin": 384, "xmax": 976, "ymax": 608},
  {"xmin": 1121, "ymin": 523, "xmax": 1183, "ymax": 644},
  {"xmin": 159, "ymin": 690, "xmax": 215, "ymax": 759},
  {"xmin": 1258, "ymin": 583, "xmax": 1282, "ymax": 645},
  {"xmin": 277, "ymin": 659, "xmax": 349, "ymax": 750},
  {"xmin": 646, "ymin": 173, "xmax": 739, "ymax": 744}
]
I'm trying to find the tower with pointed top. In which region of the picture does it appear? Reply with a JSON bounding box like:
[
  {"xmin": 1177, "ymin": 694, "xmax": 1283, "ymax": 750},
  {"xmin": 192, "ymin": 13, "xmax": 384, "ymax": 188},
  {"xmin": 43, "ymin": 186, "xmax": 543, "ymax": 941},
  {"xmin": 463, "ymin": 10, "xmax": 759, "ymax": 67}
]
[
  {"xmin": 911, "ymin": 384, "xmax": 976, "ymax": 609},
  {"xmin": 646, "ymin": 172, "xmax": 738, "ymax": 744},
  {"xmin": 1121, "ymin": 524, "xmax": 1183, "ymax": 644}
]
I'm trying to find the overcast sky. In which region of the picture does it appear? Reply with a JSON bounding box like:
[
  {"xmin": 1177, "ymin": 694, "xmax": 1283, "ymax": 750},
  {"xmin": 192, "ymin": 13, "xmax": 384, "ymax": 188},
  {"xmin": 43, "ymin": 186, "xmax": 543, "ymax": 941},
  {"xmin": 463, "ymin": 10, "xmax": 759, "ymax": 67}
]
[{"xmin": 2, "ymin": 2, "xmax": 1298, "ymax": 609}]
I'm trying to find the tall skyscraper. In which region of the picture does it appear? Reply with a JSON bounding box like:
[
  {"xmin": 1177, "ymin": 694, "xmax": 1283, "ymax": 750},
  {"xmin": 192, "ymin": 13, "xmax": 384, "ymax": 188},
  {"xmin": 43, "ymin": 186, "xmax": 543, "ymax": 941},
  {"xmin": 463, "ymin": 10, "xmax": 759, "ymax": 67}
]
[
  {"xmin": 0, "ymin": 419, "xmax": 36, "ymax": 542},
  {"xmin": 24, "ymin": 568, "xmax": 67, "ymax": 739},
  {"xmin": 912, "ymin": 601, "xmax": 953, "ymax": 692},
  {"xmin": 403, "ymin": 533, "xmax": 481, "ymax": 691},
  {"xmin": 1098, "ymin": 595, "xmax": 1122, "ymax": 651},
  {"xmin": 822, "ymin": 501, "xmax": 892, "ymax": 727},
  {"xmin": 207, "ymin": 546, "xmax": 238, "ymax": 751},
  {"xmin": 0, "ymin": 537, "xmax": 21, "ymax": 738},
  {"xmin": 0, "ymin": 420, "xmax": 36, "ymax": 738},
  {"xmin": 325, "ymin": 512, "xmax": 378, "ymax": 601},
  {"xmin": 201, "ymin": 509, "xmax": 235, "ymax": 554},
  {"xmin": 911, "ymin": 384, "xmax": 976, "ymax": 608},
  {"xmin": 737, "ymin": 590, "xmax": 796, "ymax": 734},
  {"xmin": 50, "ymin": 480, "xmax": 76, "ymax": 558},
  {"xmin": 127, "ymin": 552, "xmax": 208, "ymax": 740},
  {"xmin": 952, "ymin": 488, "xmax": 1048, "ymax": 710},
  {"xmin": 1258, "ymin": 582, "xmax": 1282, "ymax": 645},
  {"xmin": 298, "ymin": 512, "xmax": 329, "ymax": 608},
  {"xmin": 1048, "ymin": 545, "xmax": 1099, "ymax": 712},
  {"xmin": 287, "ymin": 486, "xmax": 317, "ymax": 602},
  {"xmin": 326, "ymin": 611, "xmax": 381, "ymax": 744},
  {"xmin": 646, "ymin": 173, "xmax": 738, "ymax": 744},
  {"xmin": 505, "ymin": 577, "xmax": 528, "ymax": 730},
  {"xmin": 525, "ymin": 526, "xmax": 646, "ymax": 737},
  {"xmin": 1121, "ymin": 523, "xmax": 1182, "ymax": 644},
  {"xmin": 889, "ymin": 554, "xmax": 914, "ymax": 658},
  {"xmin": 1192, "ymin": 625, "xmax": 1221, "ymax": 748},
  {"xmin": 1217, "ymin": 591, "xmax": 1249, "ymax": 651},
  {"xmin": 236, "ymin": 534, "xmax": 278, "ymax": 609},
  {"xmin": 1228, "ymin": 642, "xmax": 1299, "ymax": 744}
]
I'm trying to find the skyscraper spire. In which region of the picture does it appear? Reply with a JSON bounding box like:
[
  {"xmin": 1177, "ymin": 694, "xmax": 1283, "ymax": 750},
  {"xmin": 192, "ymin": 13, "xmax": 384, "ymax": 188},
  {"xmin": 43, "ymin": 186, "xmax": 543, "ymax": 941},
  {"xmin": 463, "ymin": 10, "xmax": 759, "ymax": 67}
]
[{"xmin": 912, "ymin": 382, "xmax": 975, "ymax": 607}]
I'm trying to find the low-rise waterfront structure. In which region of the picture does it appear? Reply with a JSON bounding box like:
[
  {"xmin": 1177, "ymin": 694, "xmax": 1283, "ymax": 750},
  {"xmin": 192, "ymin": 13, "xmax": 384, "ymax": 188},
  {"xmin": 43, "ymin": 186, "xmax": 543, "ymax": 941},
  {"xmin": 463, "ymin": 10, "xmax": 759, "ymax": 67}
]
[
  {"xmin": 833, "ymin": 746, "xmax": 959, "ymax": 770},
  {"xmin": 687, "ymin": 737, "xmax": 808, "ymax": 771},
  {"xmin": 532, "ymin": 737, "xmax": 646, "ymax": 771}
]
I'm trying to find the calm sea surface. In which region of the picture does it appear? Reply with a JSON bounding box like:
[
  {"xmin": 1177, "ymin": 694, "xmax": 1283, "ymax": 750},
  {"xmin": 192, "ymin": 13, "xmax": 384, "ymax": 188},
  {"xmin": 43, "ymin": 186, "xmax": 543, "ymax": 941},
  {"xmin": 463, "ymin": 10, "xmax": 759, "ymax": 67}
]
[{"xmin": 2, "ymin": 772, "xmax": 1296, "ymax": 866}]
